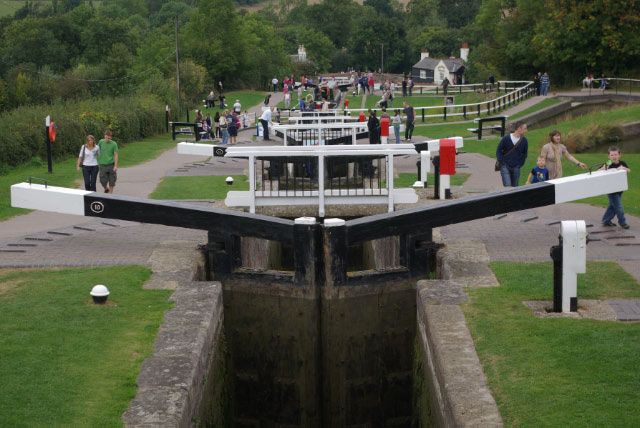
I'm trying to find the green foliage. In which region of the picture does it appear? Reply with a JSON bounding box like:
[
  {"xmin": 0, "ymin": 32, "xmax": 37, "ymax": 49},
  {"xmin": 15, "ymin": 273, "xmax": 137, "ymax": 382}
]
[
  {"xmin": 0, "ymin": 266, "xmax": 173, "ymax": 426},
  {"xmin": 0, "ymin": 94, "xmax": 166, "ymax": 168}
]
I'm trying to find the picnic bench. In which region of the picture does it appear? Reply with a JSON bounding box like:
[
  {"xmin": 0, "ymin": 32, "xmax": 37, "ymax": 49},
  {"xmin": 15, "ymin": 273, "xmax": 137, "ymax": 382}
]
[
  {"xmin": 170, "ymin": 121, "xmax": 203, "ymax": 141},
  {"xmin": 467, "ymin": 115, "xmax": 507, "ymax": 140}
]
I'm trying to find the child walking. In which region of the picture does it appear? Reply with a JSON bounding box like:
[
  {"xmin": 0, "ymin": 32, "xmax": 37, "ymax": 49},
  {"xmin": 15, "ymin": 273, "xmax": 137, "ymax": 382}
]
[
  {"xmin": 601, "ymin": 146, "xmax": 631, "ymax": 229},
  {"xmin": 526, "ymin": 156, "xmax": 550, "ymax": 184}
]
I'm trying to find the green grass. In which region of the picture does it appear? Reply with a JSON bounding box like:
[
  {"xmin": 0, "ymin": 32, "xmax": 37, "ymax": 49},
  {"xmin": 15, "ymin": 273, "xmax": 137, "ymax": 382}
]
[
  {"xmin": 510, "ymin": 97, "xmax": 562, "ymax": 120},
  {"xmin": 0, "ymin": 0, "xmax": 26, "ymax": 17},
  {"xmin": 394, "ymin": 172, "xmax": 469, "ymax": 188},
  {"xmin": 150, "ymin": 175, "xmax": 249, "ymax": 199},
  {"xmin": 0, "ymin": 135, "xmax": 176, "ymax": 221},
  {"xmin": 0, "ymin": 266, "xmax": 173, "ymax": 426},
  {"xmin": 464, "ymin": 261, "xmax": 640, "ymax": 427}
]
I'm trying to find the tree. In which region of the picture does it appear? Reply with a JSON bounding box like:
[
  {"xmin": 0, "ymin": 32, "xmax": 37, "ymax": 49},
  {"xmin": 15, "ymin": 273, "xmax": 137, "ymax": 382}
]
[{"xmin": 281, "ymin": 25, "xmax": 335, "ymax": 72}]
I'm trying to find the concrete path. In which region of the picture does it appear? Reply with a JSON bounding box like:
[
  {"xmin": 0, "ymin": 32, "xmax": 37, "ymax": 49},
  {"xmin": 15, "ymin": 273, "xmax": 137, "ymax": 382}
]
[{"xmin": 500, "ymin": 95, "xmax": 546, "ymax": 117}]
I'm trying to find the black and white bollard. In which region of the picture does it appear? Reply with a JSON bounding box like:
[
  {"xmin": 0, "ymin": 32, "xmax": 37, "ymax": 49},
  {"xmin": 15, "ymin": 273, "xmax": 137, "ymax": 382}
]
[
  {"xmin": 550, "ymin": 220, "xmax": 587, "ymax": 313},
  {"xmin": 413, "ymin": 150, "xmax": 431, "ymax": 188}
]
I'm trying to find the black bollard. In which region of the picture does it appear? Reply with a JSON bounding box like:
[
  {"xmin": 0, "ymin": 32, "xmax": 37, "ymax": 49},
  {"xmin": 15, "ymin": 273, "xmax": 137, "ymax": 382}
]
[
  {"xmin": 432, "ymin": 156, "xmax": 440, "ymax": 199},
  {"xmin": 550, "ymin": 240, "xmax": 563, "ymax": 312}
]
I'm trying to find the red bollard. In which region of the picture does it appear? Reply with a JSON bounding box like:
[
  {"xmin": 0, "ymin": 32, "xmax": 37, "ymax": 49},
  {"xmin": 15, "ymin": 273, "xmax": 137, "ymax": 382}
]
[
  {"xmin": 380, "ymin": 116, "xmax": 390, "ymax": 144},
  {"xmin": 359, "ymin": 111, "xmax": 366, "ymax": 122}
]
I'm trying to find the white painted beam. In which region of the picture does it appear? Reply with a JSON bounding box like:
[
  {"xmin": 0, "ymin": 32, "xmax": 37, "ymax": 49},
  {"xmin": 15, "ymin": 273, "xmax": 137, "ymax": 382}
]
[
  {"xmin": 550, "ymin": 169, "xmax": 628, "ymax": 203},
  {"xmin": 176, "ymin": 142, "xmax": 215, "ymax": 157},
  {"xmin": 11, "ymin": 183, "xmax": 90, "ymax": 216}
]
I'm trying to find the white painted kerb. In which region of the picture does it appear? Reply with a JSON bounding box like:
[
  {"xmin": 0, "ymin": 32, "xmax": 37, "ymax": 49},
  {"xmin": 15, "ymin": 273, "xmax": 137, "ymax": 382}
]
[{"xmin": 11, "ymin": 182, "xmax": 90, "ymax": 216}]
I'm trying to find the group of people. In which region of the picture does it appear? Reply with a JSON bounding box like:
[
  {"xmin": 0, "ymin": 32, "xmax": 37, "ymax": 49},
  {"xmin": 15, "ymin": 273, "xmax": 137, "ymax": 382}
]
[
  {"xmin": 366, "ymin": 101, "xmax": 416, "ymax": 145},
  {"xmin": 582, "ymin": 73, "xmax": 609, "ymax": 90},
  {"xmin": 496, "ymin": 122, "xmax": 631, "ymax": 229},
  {"xmin": 204, "ymin": 81, "xmax": 226, "ymax": 108},
  {"xmin": 533, "ymin": 72, "xmax": 551, "ymax": 96},
  {"xmin": 76, "ymin": 130, "xmax": 119, "ymax": 194}
]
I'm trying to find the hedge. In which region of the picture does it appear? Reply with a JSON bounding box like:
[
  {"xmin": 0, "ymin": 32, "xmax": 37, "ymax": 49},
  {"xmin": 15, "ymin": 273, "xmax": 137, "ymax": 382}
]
[{"xmin": 0, "ymin": 94, "xmax": 166, "ymax": 170}]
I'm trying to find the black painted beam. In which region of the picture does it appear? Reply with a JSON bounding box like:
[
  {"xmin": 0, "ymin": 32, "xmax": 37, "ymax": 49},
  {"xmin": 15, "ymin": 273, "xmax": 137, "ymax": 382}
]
[
  {"xmin": 83, "ymin": 194, "xmax": 295, "ymax": 242},
  {"xmin": 345, "ymin": 183, "xmax": 556, "ymax": 244}
]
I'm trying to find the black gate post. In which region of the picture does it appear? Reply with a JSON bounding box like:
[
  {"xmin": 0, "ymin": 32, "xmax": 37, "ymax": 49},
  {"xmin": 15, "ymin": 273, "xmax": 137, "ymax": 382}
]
[
  {"xmin": 322, "ymin": 219, "xmax": 347, "ymax": 287},
  {"xmin": 550, "ymin": 238, "xmax": 563, "ymax": 312},
  {"xmin": 207, "ymin": 231, "xmax": 239, "ymax": 281},
  {"xmin": 432, "ymin": 155, "xmax": 440, "ymax": 199},
  {"xmin": 294, "ymin": 217, "xmax": 320, "ymax": 287}
]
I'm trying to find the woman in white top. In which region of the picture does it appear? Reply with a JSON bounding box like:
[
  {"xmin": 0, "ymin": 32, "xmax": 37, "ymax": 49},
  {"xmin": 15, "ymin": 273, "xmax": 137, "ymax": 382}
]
[
  {"xmin": 392, "ymin": 110, "xmax": 402, "ymax": 144},
  {"xmin": 76, "ymin": 135, "xmax": 100, "ymax": 191}
]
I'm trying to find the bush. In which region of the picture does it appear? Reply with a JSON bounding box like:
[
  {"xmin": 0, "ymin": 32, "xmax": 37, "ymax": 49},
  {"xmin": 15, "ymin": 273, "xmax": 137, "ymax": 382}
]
[
  {"xmin": 564, "ymin": 124, "xmax": 624, "ymax": 153},
  {"xmin": 0, "ymin": 94, "xmax": 166, "ymax": 168}
]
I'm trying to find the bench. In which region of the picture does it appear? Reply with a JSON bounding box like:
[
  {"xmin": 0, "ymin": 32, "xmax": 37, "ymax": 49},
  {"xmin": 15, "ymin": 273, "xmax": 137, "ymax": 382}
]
[
  {"xmin": 467, "ymin": 116, "xmax": 507, "ymax": 140},
  {"xmin": 170, "ymin": 121, "xmax": 202, "ymax": 141}
]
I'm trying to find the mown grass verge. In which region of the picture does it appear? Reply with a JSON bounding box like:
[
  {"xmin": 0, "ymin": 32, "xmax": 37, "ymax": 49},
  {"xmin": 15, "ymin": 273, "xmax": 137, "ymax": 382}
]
[
  {"xmin": 0, "ymin": 135, "xmax": 176, "ymax": 221},
  {"xmin": 150, "ymin": 175, "xmax": 249, "ymax": 200},
  {"xmin": 464, "ymin": 261, "xmax": 640, "ymax": 427},
  {"xmin": 0, "ymin": 266, "xmax": 173, "ymax": 426}
]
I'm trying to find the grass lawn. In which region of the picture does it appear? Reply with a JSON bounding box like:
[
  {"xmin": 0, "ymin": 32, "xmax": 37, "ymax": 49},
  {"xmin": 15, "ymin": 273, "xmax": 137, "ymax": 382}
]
[
  {"xmin": 464, "ymin": 261, "xmax": 640, "ymax": 427},
  {"xmin": 0, "ymin": 0, "xmax": 25, "ymax": 17},
  {"xmin": 150, "ymin": 175, "xmax": 249, "ymax": 200},
  {"xmin": 0, "ymin": 266, "xmax": 173, "ymax": 426},
  {"xmin": 394, "ymin": 172, "xmax": 469, "ymax": 188},
  {"xmin": 0, "ymin": 135, "xmax": 176, "ymax": 221}
]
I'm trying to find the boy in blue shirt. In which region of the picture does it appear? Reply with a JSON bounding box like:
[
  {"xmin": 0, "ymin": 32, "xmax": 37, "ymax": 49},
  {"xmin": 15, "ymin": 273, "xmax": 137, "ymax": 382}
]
[{"xmin": 526, "ymin": 156, "xmax": 550, "ymax": 184}]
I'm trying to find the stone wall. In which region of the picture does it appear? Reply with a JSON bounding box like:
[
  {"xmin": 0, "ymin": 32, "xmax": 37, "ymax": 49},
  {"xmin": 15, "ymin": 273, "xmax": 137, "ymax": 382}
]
[{"xmin": 414, "ymin": 240, "xmax": 503, "ymax": 426}]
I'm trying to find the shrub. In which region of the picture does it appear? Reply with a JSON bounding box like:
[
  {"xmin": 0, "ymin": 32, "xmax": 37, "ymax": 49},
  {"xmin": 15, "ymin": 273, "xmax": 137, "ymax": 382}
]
[
  {"xmin": 564, "ymin": 124, "xmax": 624, "ymax": 153},
  {"xmin": 0, "ymin": 94, "xmax": 166, "ymax": 168}
]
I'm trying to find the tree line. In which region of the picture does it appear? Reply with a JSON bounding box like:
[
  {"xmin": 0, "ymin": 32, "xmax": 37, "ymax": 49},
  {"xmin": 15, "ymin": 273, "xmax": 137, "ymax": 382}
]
[{"xmin": 0, "ymin": 0, "xmax": 638, "ymax": 115}]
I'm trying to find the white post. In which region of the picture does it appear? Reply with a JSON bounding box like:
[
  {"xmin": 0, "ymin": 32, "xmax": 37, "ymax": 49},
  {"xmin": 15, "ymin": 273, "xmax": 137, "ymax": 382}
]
[
  {"xmin": 352, "ymin": 128, "xmax": 357, "ymax": 145},
  {"xmin": 561, "ymin": 220, "xmax": 587, "ymax": 313},
  {"xmin": 381, "ymin": 135, "xmax": 388, "ymax": 144},
  {"xmin": 249, "ymin": 155, "xmax": 256, "ymax": 214},
  {"xmin": 420, "ymin": 150, "xmax": 430, "ymax": 184},
  {"xmin": 439, "ymin": 175, "xmax": 450, "ymax": 200},
  {"xmin": 387, "ymin": 154, "xmax": 394, "ymax": 212},
  {"xmin": 318, "ymin": 154, "xmax": 325, "ymax": 218}
]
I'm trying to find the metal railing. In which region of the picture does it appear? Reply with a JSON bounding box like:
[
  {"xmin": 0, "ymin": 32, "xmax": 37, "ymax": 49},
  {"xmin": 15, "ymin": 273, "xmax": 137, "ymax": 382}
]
[{"xmin": 346, "ymin": 81, "xmax": 535, "ymax": 123}]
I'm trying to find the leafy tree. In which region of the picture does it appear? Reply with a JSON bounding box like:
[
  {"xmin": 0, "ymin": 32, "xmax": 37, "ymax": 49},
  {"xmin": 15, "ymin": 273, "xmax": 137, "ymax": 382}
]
[
  {"xmin": 281, "ymin": 25, "xmax": 335, "ymax": 72},
  {"xmin": 80, "ymin": 16, "xmax": 135, "ymax": 64},
  {"xmin": 151, "ymin": 1, "xmax": 193, "ymax": 27},
  {"xmin": 436, "ymin": 0, "xmax": 481, "ymax": 28}
]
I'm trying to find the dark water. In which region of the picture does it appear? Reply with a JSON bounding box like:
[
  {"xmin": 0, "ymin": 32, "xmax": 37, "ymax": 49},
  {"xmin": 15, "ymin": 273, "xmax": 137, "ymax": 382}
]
[{"xmin": 583, "ymin": 135, "xmax": 640, "ymax": 153}]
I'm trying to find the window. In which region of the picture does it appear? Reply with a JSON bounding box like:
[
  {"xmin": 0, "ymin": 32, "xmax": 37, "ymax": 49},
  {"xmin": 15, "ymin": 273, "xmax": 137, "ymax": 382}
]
[{"xmin": 420, "ymin": 70, "xmax": 426, "ymax": 79}]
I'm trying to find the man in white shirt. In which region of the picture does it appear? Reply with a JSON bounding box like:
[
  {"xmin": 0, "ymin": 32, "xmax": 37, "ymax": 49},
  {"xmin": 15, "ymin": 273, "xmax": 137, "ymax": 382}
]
[
  {"xmin": 233, "ymin": 99, "xmax": 241, "ymax": 114},
  {"xmin": 271, "ymin": 77, "xmax": 278, "ymax": 92},
  {"xmin": 260, "ymin": 107, "xmax": 272, "ymax": 140}
]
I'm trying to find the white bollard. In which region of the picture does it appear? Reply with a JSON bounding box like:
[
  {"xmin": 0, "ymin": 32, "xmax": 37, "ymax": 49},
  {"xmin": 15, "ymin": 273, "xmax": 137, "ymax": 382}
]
[
  {"xmin": 439, "ymin": 175, "xmax": 450, "ymax": 200},
  {"xmin": 560, "ymin": 220, "xmax": 587, "ymax": 312}
]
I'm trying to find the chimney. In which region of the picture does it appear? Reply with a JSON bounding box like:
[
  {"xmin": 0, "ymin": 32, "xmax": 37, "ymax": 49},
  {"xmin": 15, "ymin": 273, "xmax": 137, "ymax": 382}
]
[
  {"xmin": 460, "ymin": 43, "xmax": 469, "ymax": 62},
  {"xmin": 421, "ymin": 50, "xmax": 430, "ymax": 60}
]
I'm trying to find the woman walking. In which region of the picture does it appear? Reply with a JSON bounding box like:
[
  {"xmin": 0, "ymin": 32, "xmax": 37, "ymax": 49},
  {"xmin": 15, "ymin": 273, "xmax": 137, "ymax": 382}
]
[
  {"xmin": 540, "ymin": 130, "xmax": 587, "ymax": 179},
  {"xmin": 76, "ymin": 135, "xmax": 100, "ymax": 191}
]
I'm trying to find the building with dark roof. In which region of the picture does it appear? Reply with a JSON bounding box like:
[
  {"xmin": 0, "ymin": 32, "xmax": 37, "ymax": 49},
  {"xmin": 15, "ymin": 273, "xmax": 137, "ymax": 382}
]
[{"xmin": 411, "ymin": 43, "xmax": 469, "ymax": 85}]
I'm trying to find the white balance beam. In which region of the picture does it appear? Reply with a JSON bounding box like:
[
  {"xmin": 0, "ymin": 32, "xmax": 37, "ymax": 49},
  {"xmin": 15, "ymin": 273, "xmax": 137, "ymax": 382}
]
[{"xmin": 11, "ymin": 183, "xmax": 90, "ymax": 216}]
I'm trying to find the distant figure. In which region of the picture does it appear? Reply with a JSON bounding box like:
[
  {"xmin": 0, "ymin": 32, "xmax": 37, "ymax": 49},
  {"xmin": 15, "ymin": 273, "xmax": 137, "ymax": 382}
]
[
  {"xmin": 233, "ymin": 99, "xmax": 241, "ymax": 114},
  {"xmin": 402, "ymin": 77, "xmax": 408, "ymax": 97},
  {"xmin": 284, "ymin": 92, "xmax": 291, "ymax": 109},
  {"xmin": 525, "ymin": 156, "xmax": 550, "ymax": 184},
  {"xmin": 367, "ymin": 109, "xmax": 380, "ymax": 144},
  {"xmin": 403, "ymin": 101, "xmax": 415, "ymax": 141},
  {"xmin": 599, "ymin": 73, "xmax": 609, "ymax": 90},
  {"xmin": 540, "ymin": 72, "xmax": 550, "ymax": 96},
  {"xmin": 218, "ymin": 81, "xmax": 223, "ymax": 94},
  {"xmin": 408, "ymin": 77, "xmax": 414, "ymax": 96},
  {"xmin": 219, "ymin": 94, "xmax": 226, "ymax": 109},
  {"xmin": 264, "ymin": 93, "xmax": 271, "ymax": 106},
  {"xmin": 442, "ymin": 77, "xmax": 450, "ymax": 95},
  {"xmin": 206, "ymin": 90, "xmax": 215, "ymax": 108},
  {"xmin": 534, "ymin": 73, "xmax": 541, "ymax": 96},
  {"xmin": 583, "ymin": 73, "xmax": 594, "ymax": 88},
  {"xmin": 392, "ymin": 110, "xmax": 401, "ymax": 144},
  {"xmin": 241, "ymin": 110, "xmax": 249, "ymax": 128},
  {"xmin": 219, "ymin": 111, "xmax": 229, "ymax": 145},
  {"xmin": 271, "ymin": 77, "xmax": 278, "ymax": 92},
  {"xmin": 260, "ymin": 107, "xmax": 272, "ymax": 140}
]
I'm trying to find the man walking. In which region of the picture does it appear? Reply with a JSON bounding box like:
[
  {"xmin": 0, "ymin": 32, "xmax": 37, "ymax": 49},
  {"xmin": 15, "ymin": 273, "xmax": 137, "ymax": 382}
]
[
  {"xmin": 97, "ymin": 129, "xmax": 119, "ymax": 193},
  {"xmin": 496, "ymin": 121, "xmax": 529, "ymax": 187},
  {"xmin": 271, "ymin": 77, "xmax": 279, "ymax": 92},
  {"xmin": 260, "ymin": 107, "xmax": 272, "ymax": 141},
  {"xmin": 403, "ymin": 101, "xmax": 415, "ymax": 141}
]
